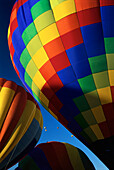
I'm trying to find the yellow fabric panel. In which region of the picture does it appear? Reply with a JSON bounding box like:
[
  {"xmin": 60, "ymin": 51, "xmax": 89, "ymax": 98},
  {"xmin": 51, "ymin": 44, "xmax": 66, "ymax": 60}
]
[
  {"xmin": 39, "ymin": 23, "xmax": 60, "ymax": 45},
  {"xmin": 84, "ymin": 90, "xmax": 100, "ymax": 108},
  {"xmin": 51, "ymin": 0, "xmax": 76, "ymax": 21},
  {"xmin": 33, "ymin": 71, "xmax": 46, "ymax": 90},
  {"xmin": 34, "ymin": 108, "xmax": 43, "ymax": 129},
  {"xmin": 90, "ymin": 124, "xmax": 104, "ymax": 140},
  {"xmin": 97, "ymin": 87, "xmax": 112, "ymax": 105},
  {"xmin": 91, "ymin": 106, "xmax": 106, "ymax": 123},
  {"xmin": 49, "ymin": 109, "xmax": 58, "ymax": 120},
  {"xmin": 108, "ymin": 70, "xmax": 114, "ymax": 86},
  {"xmin": 106, "ymin": 53, "xmax": 114, "ymax": 70},
  {"xmin": 26, "ymin": 34, "xmax": 42, "ymax": 56},
  {"xmin": 65, "ymin": 143, "xmax": 85, "ymax": 170},
  {"xmin": 7, "ymin": 26, "xmax": 10, "ymax": 44},
  {"xmin": 83, "ymin": 127, "xmax": 97, "ymax": 142},
  {"xmin": 0, "ymin": 100, "xmax": 36, "ymax": 162},
  {"xmin": 32, "ymin": 47, "xmax": 49, "ymax": 69},
  {"xmin": 34, "ymin": 10, "xmax": 55, "ymax": 32},
  {"xmin": 0, "ymin": 87, "xmax": 15, "ymax": 128},
  {"xmin": 81, "ymin": 110, "xmax": 96, "ymax": 125},
  {"xmin": 26, "ymin": 60, "xmax": 37, "ymax": 79},
  {"xmin": 32, "ymin": 81, "xmax": 40, "ymax": 97},
  {"xmin": 50, "ymin": 0, "xmax": 66, "ymax": 9},
  {"xmin": 39, "ymin": 91, "xmax": 49, "ymax": 107}
]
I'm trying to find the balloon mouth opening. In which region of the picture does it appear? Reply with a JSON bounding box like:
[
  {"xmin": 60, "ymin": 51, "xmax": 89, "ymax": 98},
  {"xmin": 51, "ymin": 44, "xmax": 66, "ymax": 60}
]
[{"xmin": 89, "ymin": 136, "xmax": 114, "ymax": 169}]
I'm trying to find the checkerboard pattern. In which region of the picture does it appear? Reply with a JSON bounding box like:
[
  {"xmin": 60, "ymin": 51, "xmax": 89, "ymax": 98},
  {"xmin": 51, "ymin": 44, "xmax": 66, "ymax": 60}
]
[{"xmin": 8, "ymin": 0, "xmax": 114, "ymax": 145}]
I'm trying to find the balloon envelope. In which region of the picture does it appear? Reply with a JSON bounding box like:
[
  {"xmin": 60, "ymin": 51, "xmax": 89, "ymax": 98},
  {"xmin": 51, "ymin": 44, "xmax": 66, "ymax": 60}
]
[
  {"xmin": 16, "ymin": 142, "xmax": 95, "ymax": 170},
  {"xmin": 0, "ymin": 78, "xmax": 43, "ymax": 169},
  {"xmin": 8, "ymin": 0, "xmax": 114, "ymax": 168}
]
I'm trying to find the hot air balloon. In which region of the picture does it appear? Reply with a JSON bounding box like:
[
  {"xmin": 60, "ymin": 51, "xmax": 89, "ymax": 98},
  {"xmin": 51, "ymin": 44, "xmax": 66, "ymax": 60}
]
[
  {"xmin": 15, "ymin": 142, "xmax": 95, "ymax": 170},
  {"xmin": 0, "ymin": 78, "xmax": 43, "ymax": 169},
  {"xmin": 8, "ymin": 0, "xmax": 114, "ymax": 168}
]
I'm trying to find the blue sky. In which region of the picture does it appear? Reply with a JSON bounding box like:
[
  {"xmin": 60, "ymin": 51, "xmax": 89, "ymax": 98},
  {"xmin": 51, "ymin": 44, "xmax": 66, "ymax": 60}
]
[{"xmin": 0, "ymin": 1, "xmax": 108, "ymax": 169}]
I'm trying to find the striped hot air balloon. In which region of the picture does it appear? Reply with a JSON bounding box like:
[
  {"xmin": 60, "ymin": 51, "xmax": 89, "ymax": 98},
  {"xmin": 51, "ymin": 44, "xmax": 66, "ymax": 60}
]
[
  {"xmin": 8, "ymin": 0, "xmax": 114, "ymax": 168},
  {"xmin": 16, "ymin": 142, "xmax": 95, "ymax": 170},
  {"xmin": 0, "ymin": 78, "xmax": 43, "ymax": 169}
]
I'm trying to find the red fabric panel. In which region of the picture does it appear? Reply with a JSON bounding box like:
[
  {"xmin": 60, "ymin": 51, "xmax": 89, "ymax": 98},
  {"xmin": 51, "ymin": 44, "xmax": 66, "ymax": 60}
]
[
  {"xmin": 47, "ymin": 74, "xmax": 63, "ymax": 93},
  {"xmin": 99, "ymin": 121, "xmax": 111, "ymax": 138},
  {"xmin": 2, "ymin": 80, "xmax": 17, "ymax": 91},
  {"xmin": 51, "ymin": 142, "xmax": 74, "ymax": 170},
  {"xmin": 111, "ymin": 86, "xmax": 114, "ymax": 102},
  {"xmin": 44, "ymin": 37, "xmax": 65, "ymax": 59},
  {"xmin": 49, "ymin": 95, "xmax": 63, "ymax": 111},
  {"xmin": 50, "ymin": 51, "xmax": 71, "ymax": 72},
  {"xmin": 77, "ymin": 7, "xmax": 101, "ymax": 27},
  {"xmin": 0, "ymin": 78, "xmax": 7, "ymax": 87},
  {"xmin": 39, "ymin": 61, "xmax": 56, "ymax": 81},
  {"xmin": 100, "ymin": 0, "xmax": 114, "ymax": 6},
  {"xmin": 38, "ymin": 143, "xmax": 61, "ymax": 170},
  {"xmin": 41, "ymin": 82, "xmax": 55, "ymax": 100},
  {"xmin": 61, "ymin": 28, "xmax": 83, "ymax": 50},
  {"xmin": 102, "ymin": 103, "xmax": 114, "ymax": 136}
]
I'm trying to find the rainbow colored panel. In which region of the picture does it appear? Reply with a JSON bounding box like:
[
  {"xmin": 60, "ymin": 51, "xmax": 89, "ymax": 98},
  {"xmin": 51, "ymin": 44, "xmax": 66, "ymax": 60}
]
[{"xmin": 8, "ymin": 0, "xmax": 114, "ymax": 147}]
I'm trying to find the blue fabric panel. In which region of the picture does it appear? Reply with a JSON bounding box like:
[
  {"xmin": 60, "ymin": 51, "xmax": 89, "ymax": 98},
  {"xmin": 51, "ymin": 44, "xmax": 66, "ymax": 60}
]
[
  {"xmin": 56, "ymin": 80, "xmax": 83, "ymax": 101},
  {"xmin": 29, "ymin": 0, "xmax": 40, "ymax": 9},
  {"xmin": 100, "ymin": 6, "xmax": 114, "ymax": 37},
  {"xmin": 29, "ymin": 147, "xmax": 52, "ymax": 170},
  {"xmin": 17, "ymin": 1, "xmax": 33, "ymax": 34},
  {"xmin": 66, "ymin": 44, "xmax": 92, "ymax": 78},
  {"xmin": 67, "ymin": 119, "xmax": 83, "ymax": 136},
  {"xmin": 60, "ymin": 104, "xmax": 80, "ymax": 120},
  {"xmin": 57, "ymin": 66, "xmax": 76, "ymax": 85},
  {"xmin": 81, "ymin": 23, "xmax": 106, "ymax": 57},
  {"xmin": 12, "ymin": 28, "xmax": 26, "ymax": 57},
  {"xmin": 66, "ymin": 43, "xmax": 88, "ymax": 63}
]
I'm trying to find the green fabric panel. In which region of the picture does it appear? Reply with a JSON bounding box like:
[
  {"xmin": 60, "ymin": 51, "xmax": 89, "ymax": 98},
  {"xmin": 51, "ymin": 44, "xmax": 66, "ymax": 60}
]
[
  {"xmin": 33, "ymin": 91, "xmax": 40, "ymax": 103},
  {"xmin": 25, "ymin": 72, "xmax": 32, "ymax": 89},
  {"xmin": 106, "ymin": 54, "xmax": 114, "ymax": 70},
  {"xmin": 104, "ymin": 37, "xmax": 114, "ymax": 54},
  {"xmin": 84, "ymin": 127, "xmax": 97, "ymax": 142},
  {"xmin": 78, "ymin": 150, "xmax": 95, "ymax": 169},
  {"xmin": 78, "ymin": 75, "xmax": 96, "ymax": 94},
  {"xmin": 73, "ymin": 95, "xmax": 90, "ymax": 112},
  {"xmin": 19, "ymin": 155, "xmax": 40, "ymax": 170},
  {"xmin": 82, "ymin": 110, "xmax": 97, "ymax": 125},
  {"xmin": 85, "ymin": 90, "xmax": 101, "ymax": 108},
  {"xmin": 26, "ymin": 60, "xmax": 38, "ymax": 79},
  {"xmin": 93, "ymin": 71, "xmax": 110, "ymax": 89},
  {"xmin": 74, "ymin": 114, "xmax": 89, "ymax": 129},
  {"xmin": 35, "ymin": 10, "xmax": 55, "ymax": 32},
  {"xmin": 88, "ymin": 54, "xmax": 107, "ymax": 73},
  {"xmin": 31, "ymin": 0, "xmax": 51, "ymax": 20},
  {"xmin": 22, "ymin": 22, "xmax": 37, "ymax": 46},
  {"xmin": 20, "ymin": 48, "xmax": 31, "ymax": 69}
]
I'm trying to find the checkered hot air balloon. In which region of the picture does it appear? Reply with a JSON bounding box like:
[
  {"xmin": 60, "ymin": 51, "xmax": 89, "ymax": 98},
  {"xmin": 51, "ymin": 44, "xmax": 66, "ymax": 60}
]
[{"xmin": 8, "ymin": 0, "xmax": 114, "ymax": 168}]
